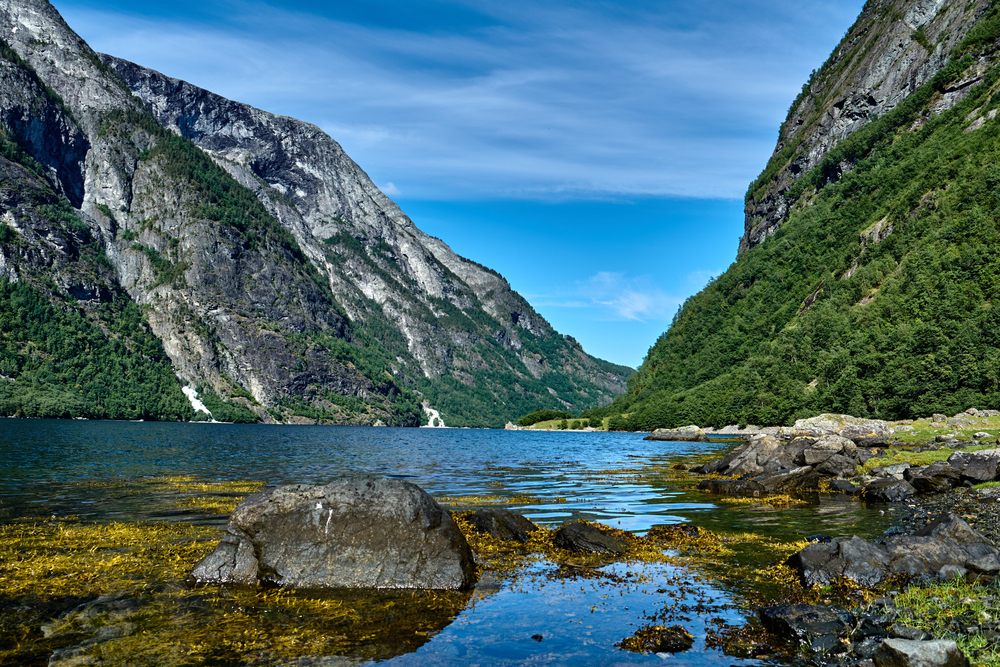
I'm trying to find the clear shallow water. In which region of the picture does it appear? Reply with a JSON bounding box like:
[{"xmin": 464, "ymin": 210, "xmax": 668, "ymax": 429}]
[{"xmin": 1, "ymin": 420, "xmax": 898, "ymax": 666}]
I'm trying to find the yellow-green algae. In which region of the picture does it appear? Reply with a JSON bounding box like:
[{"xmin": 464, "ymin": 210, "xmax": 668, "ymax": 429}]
[
  {"xmin": 8, "ymin": 461, "xmax": 996, "ymax": 666},
  {"xmin": 0, "ymin": 517, "xmax": 471, "ymax": 665}
]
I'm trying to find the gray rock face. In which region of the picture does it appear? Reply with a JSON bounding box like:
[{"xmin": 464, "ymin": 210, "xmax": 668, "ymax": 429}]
[
  {"xmin": 946, "ymin": 448, "xmax": 1000, "ymax": 484},
  {"xmin": 97, "ymin": 54, "xmax": 628, "ymax": 409},
  {"xmin": 741, "ymin": 1, "xmax": 990, "ymax": 255},
  {"xmin": 873, "ymin": 639, "xmax": 970, "ymax": 667},
  {"xmin": 189, "ymin": 478, "xmax": 477, "ymax": 590},
  {"xmin": 862, "ymin": 479, "xmax": 918, "ymax": 503},
  {"xmin": 786, "ymin": 513, "xmax": 1000, "ymax": 587}
]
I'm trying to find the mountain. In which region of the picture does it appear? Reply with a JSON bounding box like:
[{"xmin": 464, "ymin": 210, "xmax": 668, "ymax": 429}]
[
  {"xmin": 595, "ymin": 0, "xmax": 1000, "ymax": 430},
  {"xmin": 0, "ymin": 0, "xmax": 632, "ymax": 428}
]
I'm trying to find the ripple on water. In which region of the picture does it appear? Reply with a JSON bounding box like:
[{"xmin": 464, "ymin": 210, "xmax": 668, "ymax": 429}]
[{"xmin": 1, "ymin": 420, "xmax": 901, "ymax": 666}]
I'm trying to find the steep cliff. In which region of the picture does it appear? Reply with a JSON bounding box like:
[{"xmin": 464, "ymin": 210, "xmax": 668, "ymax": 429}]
[
  {"xmin": 0, "ymin": 0, "xmax": 631, "ymax": 427},
  {"xmin": 742, "ymin": 0, "xmax": 990, "ymax": 255},
  {"xmin": 598, "ymin": 0, "xmax": 1000, "ymax": 430}
]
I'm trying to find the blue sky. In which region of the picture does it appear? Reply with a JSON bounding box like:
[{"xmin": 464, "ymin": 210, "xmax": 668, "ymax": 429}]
[{"xmin": 53, "ymin": 0, "xmax": 866, "ymax": 368}]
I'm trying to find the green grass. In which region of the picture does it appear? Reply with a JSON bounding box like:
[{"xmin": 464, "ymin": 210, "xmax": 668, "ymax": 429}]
[
  {"xmin": 894, "ymin": 576, "xmax": 1000, "ymax": 667},
  {"xmin": 857, "ymin": 443, "xmax": 997, "ymax": 475},
  {"xmin": 891, "ymin": 416, "xmax": 1000, "ymax": 444}
]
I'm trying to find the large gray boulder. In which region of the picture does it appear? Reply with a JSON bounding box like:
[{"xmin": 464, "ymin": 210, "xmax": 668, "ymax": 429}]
[
  {"xmin": 189, "ymin": 478, "xmax": 476, "ymax": 590},
  {"xmin": 756, "ymin": 466, "xmax": 823, "ymax": 494},
  {"xmin": 906, "ymin": 461, "xmax": 961, "ymax": 494},
  {"xmin": 946, "ymin": 448, "xmax": 1000, "ymax": 484},
  {"xmin": 645, "ymin": 425, "xmax": 707, "ymax": 442},
  {"xmin": 873, "ymin": 639, "xmax": 969, "ymax": 667},
  {"xmin": 706, "ymin": 434, "xmax": 786, "ymax": 476},
  {"xmin": 802, "ymin": 435, "xmax": 859, "ymax": 465},
  {"xmin": 862, "ymin": 478, "xmax": 917, "ymax": 503},
  {"xmin": 786, "ymin": 536, "xmax": 891, "ymax": 588}
]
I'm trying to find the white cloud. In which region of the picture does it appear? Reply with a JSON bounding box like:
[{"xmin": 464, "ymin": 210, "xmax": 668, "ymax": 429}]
[
  {"xmin": 54, "ymin": 0, "xmax": 866, "ymax": 201},
  {"xmin": 381, "ymin": 181, "xmax": 402, "ymax": 197},
  {"xmin": 536, "ymin": 271, "xmax": 681, "ymax": 322}
]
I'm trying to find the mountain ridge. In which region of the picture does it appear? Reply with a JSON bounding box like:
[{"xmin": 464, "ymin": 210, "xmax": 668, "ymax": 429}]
[{"xmin": 0, "ymin": 0, "xmax": 631, "ymax": 427}]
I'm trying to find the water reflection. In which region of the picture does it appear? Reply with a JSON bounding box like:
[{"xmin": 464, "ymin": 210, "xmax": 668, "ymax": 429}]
[{"xmin": 0, "ymin": 420, "xmax": 900, "ymax": 666}]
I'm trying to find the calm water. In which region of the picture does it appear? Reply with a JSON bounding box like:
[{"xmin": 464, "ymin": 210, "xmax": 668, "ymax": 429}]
[{"xmin": 1, "ymin": 420, "xmax": 896, "ymax": 666}]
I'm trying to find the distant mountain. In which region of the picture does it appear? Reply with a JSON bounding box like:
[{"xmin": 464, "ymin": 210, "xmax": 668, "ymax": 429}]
[
  {"xmin": 0, "ymin": 0, "xmax": 632, "ymax": 427},
  {"xmin": 595, "ymin": 0, "xmax": 1000, "ymax": 430}
]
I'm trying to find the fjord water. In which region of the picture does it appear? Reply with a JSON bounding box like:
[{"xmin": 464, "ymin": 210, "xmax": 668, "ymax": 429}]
[{"xmin": 1, "ymin": 421, "xmax": 895, "ymax": 666}]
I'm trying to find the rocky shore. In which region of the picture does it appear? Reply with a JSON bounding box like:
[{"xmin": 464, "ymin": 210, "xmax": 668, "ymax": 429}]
[{"xmin": 676, "ymin": 412, "xmax": 1000, "ymax": 667}]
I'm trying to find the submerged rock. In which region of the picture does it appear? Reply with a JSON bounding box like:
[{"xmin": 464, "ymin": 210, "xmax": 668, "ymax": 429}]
[
  {"xmin": 43, "ymin": 592, "xmax": 142, "ymax": 667},
  {"xmin": 553, "ymin": 522, "xmax": 626, "ymax": 554},
  {"xmin": 617, "ymin": 624, "xmax": 694, "ymax": 653},
  {"xmin": 697, "ymin": 478, "xmax": 766, "ymax": 496},
  {"xmin": 467, "ymin": 508, "xmax": 538, "ymax": 543},
  {"xmin": 188, "ymin": 477, "xmax": 476, "ymax": 590}
]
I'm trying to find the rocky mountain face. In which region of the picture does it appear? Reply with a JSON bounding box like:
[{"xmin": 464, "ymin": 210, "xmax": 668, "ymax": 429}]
[
  {"xmin": 600, "ymin": 0, "xmax": 1000, "ymax": 430},
  {"xmin": 0, "ymin": 0, "xmax": 631, "ymax": 427},
  {"xmin": 741, "ymin": 0, "xmax": 990, "ymax": 255}
]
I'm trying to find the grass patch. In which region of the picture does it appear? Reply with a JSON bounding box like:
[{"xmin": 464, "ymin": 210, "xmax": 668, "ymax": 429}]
[
  {"xmin": 856, "ymin": 443, "xmax": 997, "ymax": 475},
  {"xmin": 894, "ymin": 576, "xmax": 1000, "ymax": 667}
]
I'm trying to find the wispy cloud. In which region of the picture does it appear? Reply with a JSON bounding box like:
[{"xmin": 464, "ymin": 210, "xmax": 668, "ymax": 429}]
[
  {"xmin": 534, "ymin": 268, "xmax": 727, "ymax": 322},
  {"xmin": 56, "ymin": 0, "xmax": 865, "ymax": 201}
]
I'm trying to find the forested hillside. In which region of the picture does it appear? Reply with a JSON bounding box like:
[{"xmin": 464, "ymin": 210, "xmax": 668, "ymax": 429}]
[{"xmin": 596, "ymin": 0, "xmax": 1000, "ymax": 431}]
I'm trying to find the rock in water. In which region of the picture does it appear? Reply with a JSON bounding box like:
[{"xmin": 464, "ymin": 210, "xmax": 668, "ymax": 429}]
[
  {"xmin": 873, "ymin": 639, "xmax": 969, "ymax": 667},
  {"xmin": 467, "ymin": 508, "xmax": 538, "ymax": 543},
  {"xmin": 759, "ymin": 604, "xmax": 855, "ymax": 644},
  {"xmin": 189, "ymin": 478, "xmax": 476, "ymax": 589},
  {"xmin": 617, "ymin": 625, "xmax": 695, "ymax": 653},
  {"xmin": 554, "ymin": 522, "xmax": 626, "ymax": 554}
]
